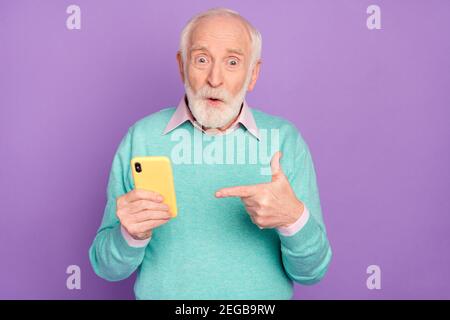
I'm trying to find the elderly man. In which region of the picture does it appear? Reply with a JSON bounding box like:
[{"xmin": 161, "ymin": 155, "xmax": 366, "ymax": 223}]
[{"xmin": 89, "ymin": 8, "xmax": 332, "ymax": 300}]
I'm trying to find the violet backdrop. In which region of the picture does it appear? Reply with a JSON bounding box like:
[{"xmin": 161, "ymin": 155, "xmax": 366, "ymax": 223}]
[{"xmin": 0, "ymin": 0, "xmax": 449, "ymax": 299}]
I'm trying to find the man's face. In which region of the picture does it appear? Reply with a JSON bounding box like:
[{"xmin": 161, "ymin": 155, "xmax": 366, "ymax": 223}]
[{"xmin": 178, "ymin": 15, "xmax": 259, "ymax": 129}]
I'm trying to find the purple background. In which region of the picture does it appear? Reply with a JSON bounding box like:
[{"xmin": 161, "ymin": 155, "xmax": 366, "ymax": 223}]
[{"xmin": 1, "ymin": 0, "xmax": 449, "ymax": 299}]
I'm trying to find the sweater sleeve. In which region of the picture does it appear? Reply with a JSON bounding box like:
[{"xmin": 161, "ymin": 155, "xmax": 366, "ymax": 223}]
[
  {"xmin": 88, "ymin": 128, "xmax": 147, "ymax": 282},
  {"xmin": 276, "ymin": 133, "xmax": 333, "ymax": 285}
]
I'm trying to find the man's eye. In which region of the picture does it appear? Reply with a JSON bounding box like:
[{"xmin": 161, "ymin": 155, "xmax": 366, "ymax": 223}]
[
  {"xmin": 228, "ymin": 59, "xmax": 239, "ymax": 66},
  {"xmin": 196, "ymin": 57, "xmax": 208, "ymax": 64}
]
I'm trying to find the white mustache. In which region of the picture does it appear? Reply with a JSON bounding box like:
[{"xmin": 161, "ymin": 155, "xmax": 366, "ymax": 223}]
[{"xmin": 196, "ymin": 86, "xmax": 231, "ymax": 103}]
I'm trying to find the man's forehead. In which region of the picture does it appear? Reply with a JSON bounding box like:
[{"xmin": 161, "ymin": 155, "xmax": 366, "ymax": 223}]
[{"xmin": 188, "ymin": 16, "xmax": 252, "ymax": 53}]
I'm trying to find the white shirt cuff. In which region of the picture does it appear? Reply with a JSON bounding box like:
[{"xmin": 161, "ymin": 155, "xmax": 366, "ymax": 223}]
[
  {"xmin": 276, "ymin": 205, "xmax": 310, "ymax": 236},
  {"xmin": 120, "ymin": 225, "xmax": 151, "ymax": 248}
]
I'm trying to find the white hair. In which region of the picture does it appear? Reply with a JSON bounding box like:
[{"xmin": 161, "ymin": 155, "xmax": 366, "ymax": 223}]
[{"xmin": 179, "ymin": 7, "xmax": 262, "ymax": 70}]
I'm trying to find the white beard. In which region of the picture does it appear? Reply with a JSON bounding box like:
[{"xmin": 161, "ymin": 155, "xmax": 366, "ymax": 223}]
[{"xmin": 184, "ymin": 74, "xmax": 252, "ymax": 129}]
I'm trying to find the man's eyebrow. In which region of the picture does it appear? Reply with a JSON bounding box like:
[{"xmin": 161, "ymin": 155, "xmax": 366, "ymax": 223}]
[
  {"xmin": 189, "ymin": 45, "xmax": 210, "ymax": 53},
  {"xmin": 226, "ymin": 48, "xmax": 245, "ymax": 56},
  {"xmin": 189, "ymin": 46, "xmax": 245, "ymax": 56}
]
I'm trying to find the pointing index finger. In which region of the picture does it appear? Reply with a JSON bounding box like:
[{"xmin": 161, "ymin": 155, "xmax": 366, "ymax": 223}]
[{"xmin": 215, "ymin": 184, "xmax": 259, "ymax": 198}]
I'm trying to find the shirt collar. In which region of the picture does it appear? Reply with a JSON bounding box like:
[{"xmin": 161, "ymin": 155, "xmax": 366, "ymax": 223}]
[{"xmin": 162, "ymin": 95, "xmax": 260, "ymax": 140}]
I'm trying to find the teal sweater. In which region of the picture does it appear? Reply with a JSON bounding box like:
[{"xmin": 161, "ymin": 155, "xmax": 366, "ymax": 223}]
[{"xmin": 89, "ymin": 107, "xmax": 332, "ymax": 299}]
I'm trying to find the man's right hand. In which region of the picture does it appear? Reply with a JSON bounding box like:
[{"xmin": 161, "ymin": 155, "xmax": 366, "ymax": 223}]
[{"xmin": 116, "ymin": 189, "xmax": 172, "ymax": 240}]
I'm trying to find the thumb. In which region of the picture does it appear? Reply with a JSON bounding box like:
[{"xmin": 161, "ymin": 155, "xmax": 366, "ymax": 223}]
[{"xmin": 271, "ymin": 151, "xmax": 284, "ymax": 181}]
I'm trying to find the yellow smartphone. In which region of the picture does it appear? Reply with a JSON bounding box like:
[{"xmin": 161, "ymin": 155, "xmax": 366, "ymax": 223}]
[{"xmin": 130, "ymin": 156, "xmax": 177, "ymax": 217}]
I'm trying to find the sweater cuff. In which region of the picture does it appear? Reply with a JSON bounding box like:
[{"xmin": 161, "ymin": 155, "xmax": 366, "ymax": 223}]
[
  {"xmin": 276, "ymin": 210, "xmax": 321, "ymax": 249},
  {"xmin": 120, "ymin": 225, "xmax": 151, "ymax": 248},
  {"xmin": 276, "ymin": 205, "xmax": 310, "ymax": 236}
]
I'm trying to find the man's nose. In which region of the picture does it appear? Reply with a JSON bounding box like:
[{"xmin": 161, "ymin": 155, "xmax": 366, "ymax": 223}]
[{"xmin": 207, "ymin": 62, "xmax": 223, "ymax": 88}]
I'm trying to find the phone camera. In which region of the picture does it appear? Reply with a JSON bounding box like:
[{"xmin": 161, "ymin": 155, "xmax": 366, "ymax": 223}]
[{"xmin": 135, "ymin": 162, "xmax": 142, "ymax": 173}]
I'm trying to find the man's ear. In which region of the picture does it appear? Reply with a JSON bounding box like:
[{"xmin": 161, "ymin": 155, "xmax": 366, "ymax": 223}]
[
  {"xmin": 176, "ymin": 51, "xmax": 185, "ymax": 83},
  {"xmin": 247, "ymin": 59, "xmax": 262, "ymax": 92}
]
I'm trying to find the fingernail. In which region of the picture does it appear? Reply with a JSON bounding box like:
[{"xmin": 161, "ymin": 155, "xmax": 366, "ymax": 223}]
[
  {"xmin": 157, "ymin": 195, "xmax": 163, "ymax": 201},
  {"xmin": 215, "ymin": 192, "xmax": 222, "ymax": 197}
]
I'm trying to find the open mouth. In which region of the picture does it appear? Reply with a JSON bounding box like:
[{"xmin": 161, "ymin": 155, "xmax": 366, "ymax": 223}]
[
  {"xmin": 207, "ymin": 97, "xmax": 222, "ymax": 101},
  {"xmin": 206, "ymin": 97, "xmax": 224, "ymax": 105}
]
